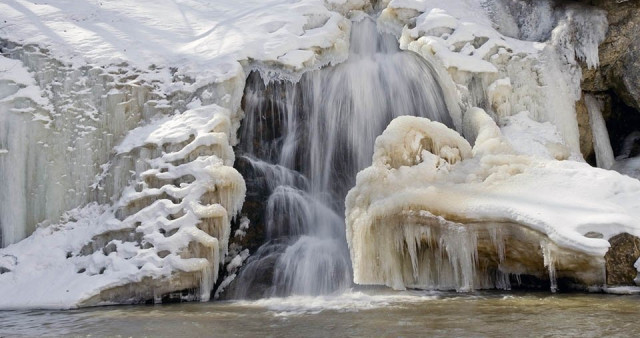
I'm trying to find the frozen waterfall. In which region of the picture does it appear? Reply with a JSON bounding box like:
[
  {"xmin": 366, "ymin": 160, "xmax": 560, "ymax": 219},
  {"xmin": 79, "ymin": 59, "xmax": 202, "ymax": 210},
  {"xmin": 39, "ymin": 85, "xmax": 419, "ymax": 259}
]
[{"xmin": 229, "ymin": 17, "xmax": 458, "ymax": 298}]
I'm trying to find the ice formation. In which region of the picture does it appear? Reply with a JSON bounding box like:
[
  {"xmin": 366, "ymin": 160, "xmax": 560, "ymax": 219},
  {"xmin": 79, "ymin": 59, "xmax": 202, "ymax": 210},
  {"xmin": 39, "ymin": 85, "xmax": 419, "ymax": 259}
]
[
  {"xmin": 0, "ymin": 103, "xmax": 245, "ymax": 308},
  {"xmin": 585, "ymin": 94, "xmax": 615, "ymax": 169},
  {"xmin": 230, "ymin": 17, "xmax": 457, "ymax": 299},
  {"xmin": 346, "ymin": 111, "xmax": 640, "ymax": 291}
]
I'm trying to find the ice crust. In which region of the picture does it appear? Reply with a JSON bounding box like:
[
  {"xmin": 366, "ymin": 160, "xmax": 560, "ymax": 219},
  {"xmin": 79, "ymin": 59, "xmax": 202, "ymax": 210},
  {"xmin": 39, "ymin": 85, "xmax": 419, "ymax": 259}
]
[{"xmin": 0, "ymin": 0, "xmax": 364, "ymax": 84}]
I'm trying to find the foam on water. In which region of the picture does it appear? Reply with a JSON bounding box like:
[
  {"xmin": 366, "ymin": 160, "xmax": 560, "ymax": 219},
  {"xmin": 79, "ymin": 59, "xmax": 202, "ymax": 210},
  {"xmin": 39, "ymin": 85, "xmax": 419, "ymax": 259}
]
[{"xmin": 233, "ymin": 290, "xmax": 442, "ymax": 316}]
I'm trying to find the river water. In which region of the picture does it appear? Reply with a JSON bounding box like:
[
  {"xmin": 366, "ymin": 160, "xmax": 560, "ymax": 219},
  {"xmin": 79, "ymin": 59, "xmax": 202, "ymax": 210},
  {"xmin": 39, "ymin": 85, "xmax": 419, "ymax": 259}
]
[{"xmin": 1, "ymin": 290, "xmax": 638, "ymax": 337}]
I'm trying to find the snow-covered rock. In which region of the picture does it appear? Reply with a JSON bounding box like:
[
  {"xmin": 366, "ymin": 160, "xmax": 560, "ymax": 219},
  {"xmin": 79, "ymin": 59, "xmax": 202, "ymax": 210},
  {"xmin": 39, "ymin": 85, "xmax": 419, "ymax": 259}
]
[{"xmin": 346, "ymin": 110, "xmax": 640, "ymax": 292}]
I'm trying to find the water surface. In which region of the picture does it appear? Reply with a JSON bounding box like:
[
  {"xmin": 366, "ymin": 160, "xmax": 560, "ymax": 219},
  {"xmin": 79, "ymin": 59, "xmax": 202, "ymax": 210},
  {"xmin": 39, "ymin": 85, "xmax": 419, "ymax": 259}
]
[{"xmin": 1, "ymin": 290, "xmax": 638, "ymax": 337}]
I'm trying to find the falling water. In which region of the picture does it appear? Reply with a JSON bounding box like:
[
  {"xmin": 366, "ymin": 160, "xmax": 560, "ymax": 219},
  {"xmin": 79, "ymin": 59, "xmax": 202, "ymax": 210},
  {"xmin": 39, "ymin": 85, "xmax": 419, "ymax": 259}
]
[{"xmin": 230, "ymin": 17, "xmax": 455, "ymax": 298}]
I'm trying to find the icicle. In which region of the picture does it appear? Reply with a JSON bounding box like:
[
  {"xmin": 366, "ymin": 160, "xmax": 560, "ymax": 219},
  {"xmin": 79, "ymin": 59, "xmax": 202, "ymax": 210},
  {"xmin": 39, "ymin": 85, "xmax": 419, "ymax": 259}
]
[{"xmin": 541, "ymin": 240, "xmax": 558, "ymax": 293}]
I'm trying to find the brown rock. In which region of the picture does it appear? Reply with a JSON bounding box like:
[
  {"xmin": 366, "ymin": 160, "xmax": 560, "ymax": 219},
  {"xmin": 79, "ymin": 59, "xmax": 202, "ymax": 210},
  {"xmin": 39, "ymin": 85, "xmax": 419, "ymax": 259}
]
[{"xmin": 605, "ymin": 233, "xmax": 640, "ymax": 286}]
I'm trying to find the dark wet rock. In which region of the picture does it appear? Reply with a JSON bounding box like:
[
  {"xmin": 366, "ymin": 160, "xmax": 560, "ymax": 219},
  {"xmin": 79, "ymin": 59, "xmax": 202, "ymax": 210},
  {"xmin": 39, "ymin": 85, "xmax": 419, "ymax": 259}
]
[
  {"xmin": 605, "ymin": 233, "xmax": 640, "ymax": 286},
  {"xmin": 222, "ymin": 240, "xmax": 289, "ymax": 299},
  {"xmin": 576, "ymin": 95, "xmax": 595, "ymax": 162}
]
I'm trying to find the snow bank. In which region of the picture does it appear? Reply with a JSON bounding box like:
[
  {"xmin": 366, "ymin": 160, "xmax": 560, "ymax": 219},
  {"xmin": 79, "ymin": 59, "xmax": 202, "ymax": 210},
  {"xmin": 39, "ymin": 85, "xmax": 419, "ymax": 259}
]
[{"xmin": 346, "ymin": 112, "xmax": 640, "ymax": 291}]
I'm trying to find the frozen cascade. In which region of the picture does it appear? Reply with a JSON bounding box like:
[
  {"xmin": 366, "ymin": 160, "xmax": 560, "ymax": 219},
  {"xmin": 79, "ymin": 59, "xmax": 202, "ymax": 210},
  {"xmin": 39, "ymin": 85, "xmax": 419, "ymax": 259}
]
[
  {"xmin": 230, "ymin": 17, "xmax": 458, "ymax": 298},
  {"xmin": 0, "ymin": 43, "xmax": 248, "ymax": 307}
]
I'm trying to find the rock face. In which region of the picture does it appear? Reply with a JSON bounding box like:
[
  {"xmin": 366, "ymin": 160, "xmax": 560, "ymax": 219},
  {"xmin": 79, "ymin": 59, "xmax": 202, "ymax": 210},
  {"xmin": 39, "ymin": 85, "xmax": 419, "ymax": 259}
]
[
  {"xmin": 576, "ymin": 95, "xmax": 596, "ymax": 163},
  {"xmin": 605, "ymin": 233, "xmax": 640, "ymax": 286}
]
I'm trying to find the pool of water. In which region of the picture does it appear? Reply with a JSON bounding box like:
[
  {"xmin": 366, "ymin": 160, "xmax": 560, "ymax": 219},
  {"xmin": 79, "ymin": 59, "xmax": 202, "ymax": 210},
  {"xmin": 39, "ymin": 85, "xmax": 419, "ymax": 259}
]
[{"xmin": 1, "ymin": 290, "xmax": 639, "ymax": 337}]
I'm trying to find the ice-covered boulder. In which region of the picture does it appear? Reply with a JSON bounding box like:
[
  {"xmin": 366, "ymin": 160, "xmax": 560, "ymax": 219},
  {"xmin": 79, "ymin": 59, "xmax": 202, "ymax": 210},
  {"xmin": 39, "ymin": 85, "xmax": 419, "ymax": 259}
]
[{"xmin": 346, "ymin": 110, "xmax": 640, "ymax": 292}]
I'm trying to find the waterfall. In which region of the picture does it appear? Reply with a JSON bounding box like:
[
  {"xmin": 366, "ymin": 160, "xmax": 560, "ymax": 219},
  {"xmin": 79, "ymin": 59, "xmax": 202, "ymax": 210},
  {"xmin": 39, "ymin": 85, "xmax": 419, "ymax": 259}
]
[{"xmin": 230, "ymin": 17, "xmax": 456, "ymax": 298}]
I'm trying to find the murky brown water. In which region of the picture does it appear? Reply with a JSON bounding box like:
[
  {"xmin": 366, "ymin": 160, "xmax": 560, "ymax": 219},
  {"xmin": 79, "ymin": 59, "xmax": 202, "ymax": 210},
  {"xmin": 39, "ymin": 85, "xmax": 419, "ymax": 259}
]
[{"xmin": 1, "ymin": 290, "xmax": 639, "ymax": 337}]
